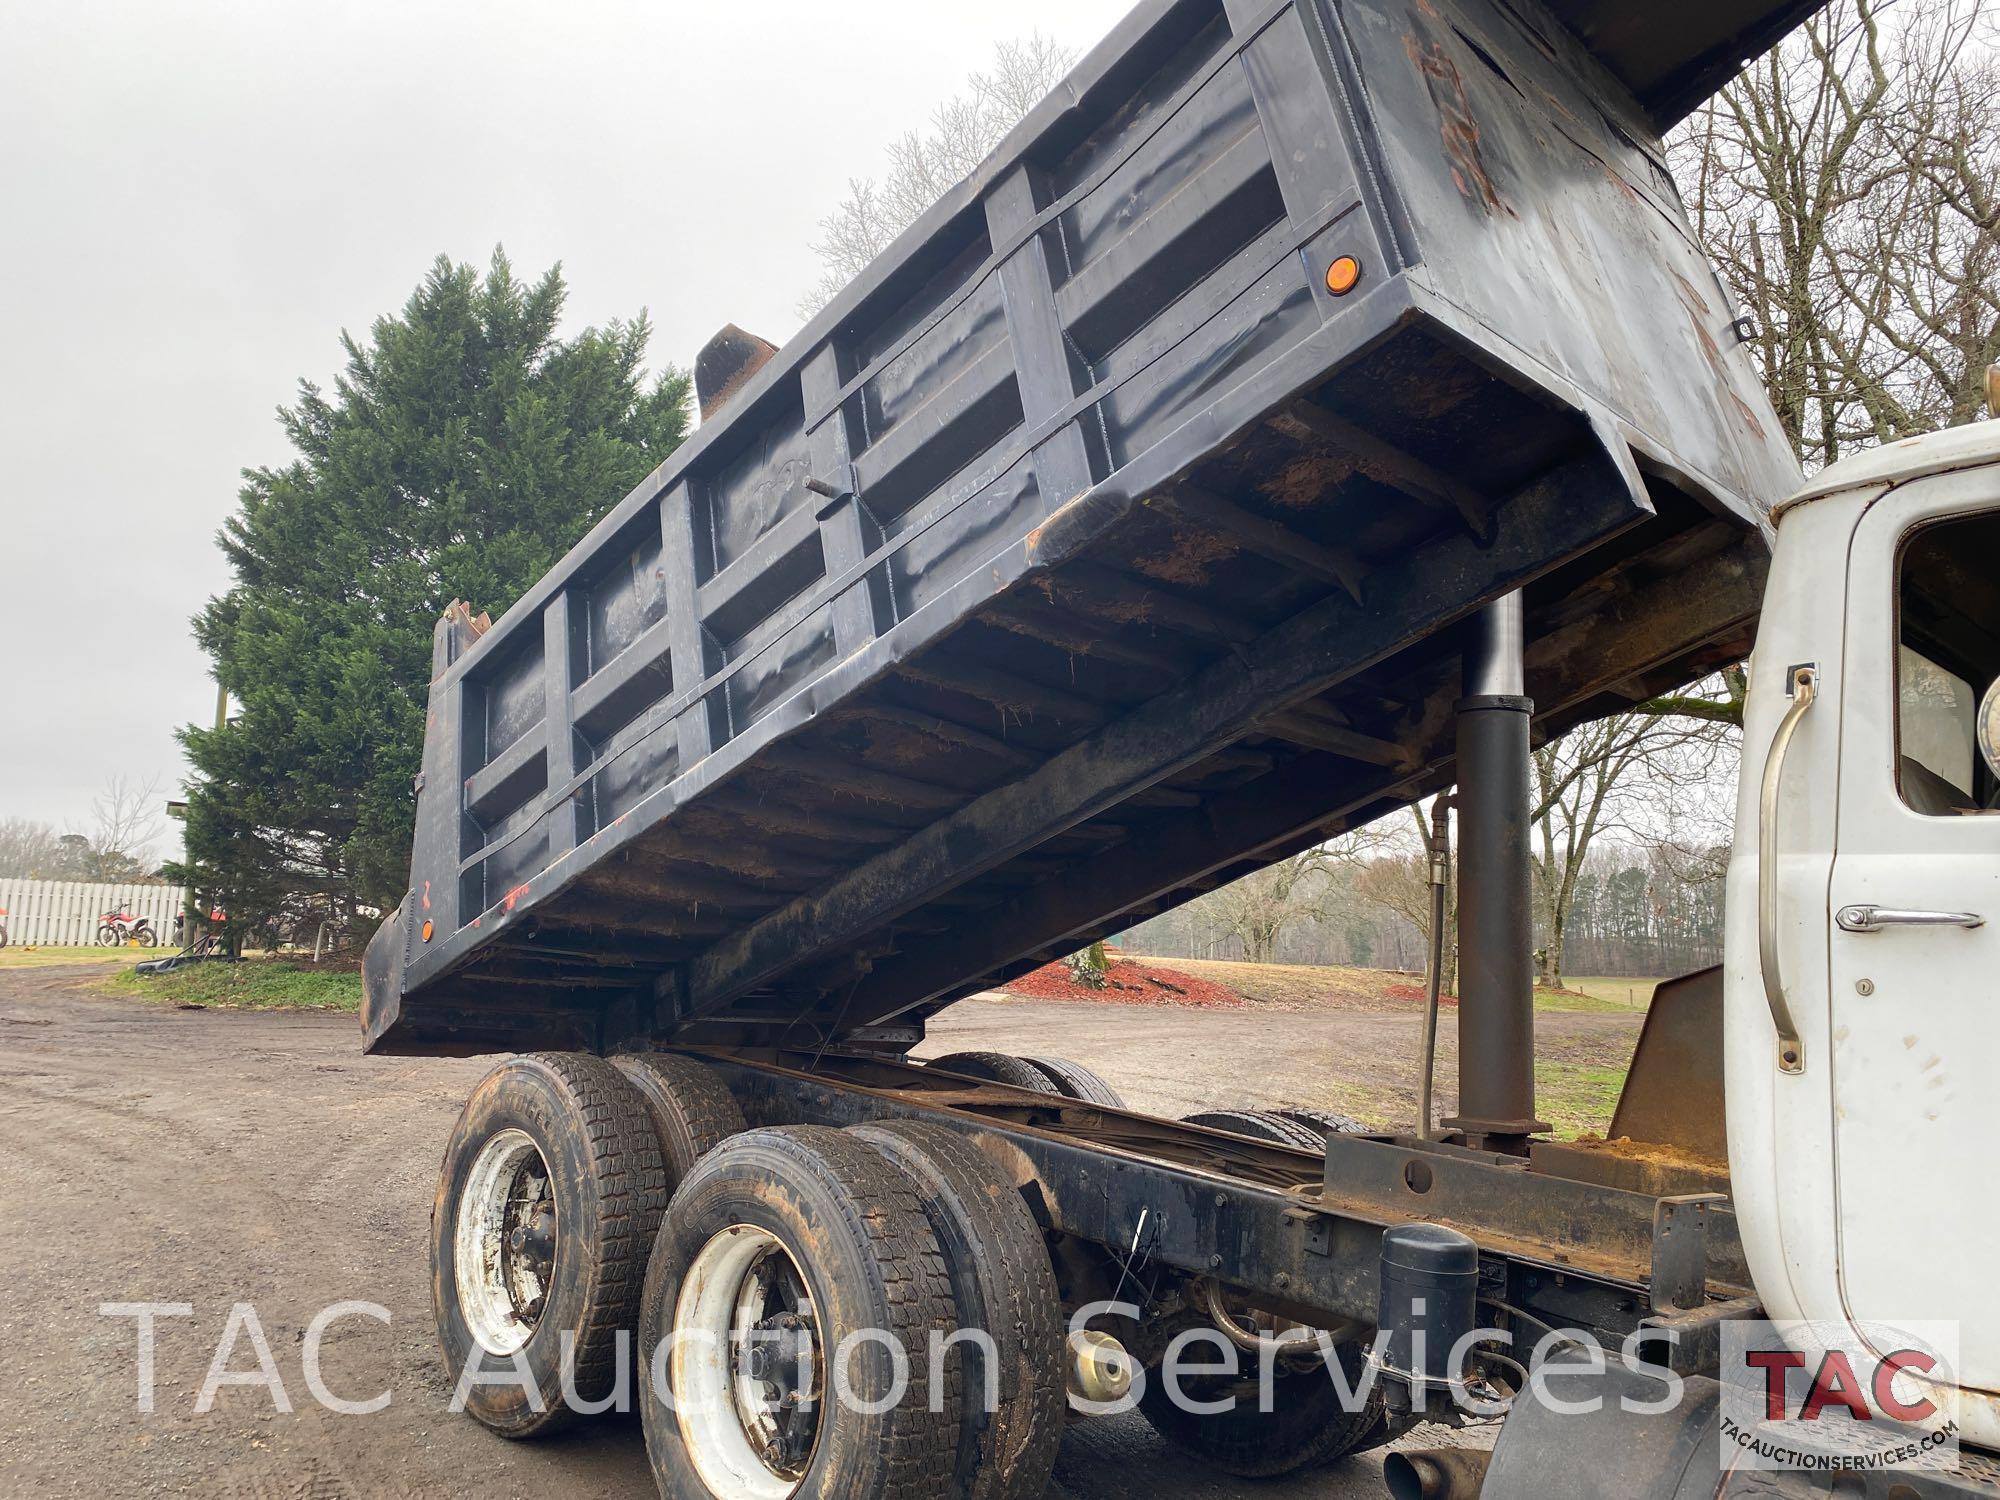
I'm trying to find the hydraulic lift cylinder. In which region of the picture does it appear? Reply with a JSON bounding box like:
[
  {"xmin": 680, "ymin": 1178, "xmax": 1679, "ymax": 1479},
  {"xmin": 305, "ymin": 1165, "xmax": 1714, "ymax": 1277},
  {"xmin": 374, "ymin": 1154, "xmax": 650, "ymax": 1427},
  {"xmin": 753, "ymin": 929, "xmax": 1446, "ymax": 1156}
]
[{"xmin": 1444, "ymin": 593, "xmax": 1547, "ymax": 1149}]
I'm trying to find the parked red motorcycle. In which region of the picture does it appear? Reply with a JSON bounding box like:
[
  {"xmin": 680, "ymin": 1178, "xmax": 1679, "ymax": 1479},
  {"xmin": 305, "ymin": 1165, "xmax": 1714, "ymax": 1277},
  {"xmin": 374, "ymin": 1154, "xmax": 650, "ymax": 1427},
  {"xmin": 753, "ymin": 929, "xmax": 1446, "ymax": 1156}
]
[{"xmin": 97, "ymin": 908, "xmax": 158, "ymax": 947}]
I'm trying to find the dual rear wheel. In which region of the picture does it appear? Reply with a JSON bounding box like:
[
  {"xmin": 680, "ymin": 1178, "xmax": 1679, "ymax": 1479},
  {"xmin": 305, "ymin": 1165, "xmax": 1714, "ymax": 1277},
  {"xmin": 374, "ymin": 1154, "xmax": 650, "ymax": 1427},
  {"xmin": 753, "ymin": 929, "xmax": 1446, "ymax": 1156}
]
[
  {"xmin": 638, "ymin": 1122, "xmax": 1062, "ymax": 1499},
  {"xmin": 430, "ymin": 1053, "xmax": 1065, "ymax": 1498},
  {"xmin": 429, "ymin": 1053, "xmax": 1387, "ymax": 1495},
  {"xmin": 429, "ymin": 1052, "xmax": 671, "ymax": 1436}
]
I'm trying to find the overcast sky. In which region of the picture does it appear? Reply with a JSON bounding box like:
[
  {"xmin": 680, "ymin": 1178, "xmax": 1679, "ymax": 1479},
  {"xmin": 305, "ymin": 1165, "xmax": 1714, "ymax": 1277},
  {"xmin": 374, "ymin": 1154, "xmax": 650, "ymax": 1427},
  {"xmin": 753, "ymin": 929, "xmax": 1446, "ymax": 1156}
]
[{"xmin": 0, "ymin": 0, "xmax": 1133, "ymax": 855}]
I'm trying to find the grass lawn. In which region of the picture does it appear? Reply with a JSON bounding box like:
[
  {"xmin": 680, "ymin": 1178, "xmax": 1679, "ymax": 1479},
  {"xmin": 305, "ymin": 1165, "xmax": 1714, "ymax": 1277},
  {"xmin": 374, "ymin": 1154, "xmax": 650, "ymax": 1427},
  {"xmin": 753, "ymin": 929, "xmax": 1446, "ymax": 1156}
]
[
  {"xmin": 1534, "ymin": 1061, "xmax": 1632, "ymax": 1138},
  {"xmin": 109, "ymin": 958, "xmax": 362, "ymax": 1012},
  {"xmin": 1533, "ymin": 985, "xmax": 1643, "ymax": 1014},
  {"xmin": 1551, "ymin": 976, "xmax": 1664, "ymax": 1012},
  {"xmin": 1131, "ymin": 955, "xmax": 1663, "ymax": 1017},
  {"xmin": 0, "ymin": 945, "xmax": 166, "ymax": 970},
  {"xmin": 1296, "ymin": 1061, "xmax": 1632, "ymax": 1141}
]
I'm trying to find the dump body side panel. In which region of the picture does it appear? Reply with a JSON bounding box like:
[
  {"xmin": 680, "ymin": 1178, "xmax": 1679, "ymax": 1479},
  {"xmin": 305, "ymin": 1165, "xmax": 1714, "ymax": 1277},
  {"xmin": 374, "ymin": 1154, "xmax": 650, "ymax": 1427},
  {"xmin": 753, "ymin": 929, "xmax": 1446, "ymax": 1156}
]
[{"xmin": 365, "ymin": 0, "xmax": 1802, "ymax": 1057}]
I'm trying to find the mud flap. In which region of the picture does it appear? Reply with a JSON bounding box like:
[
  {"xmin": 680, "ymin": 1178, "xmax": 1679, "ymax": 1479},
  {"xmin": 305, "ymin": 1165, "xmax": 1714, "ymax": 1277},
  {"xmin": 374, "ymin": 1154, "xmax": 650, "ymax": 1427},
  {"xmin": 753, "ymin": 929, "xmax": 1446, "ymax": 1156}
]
[
  {"xmin": 361, "ymin": 897, "xmax": 409, "ymax": 1053},
  {"xmin": 1483, "ymin": 1359, "xmax": 1725, "ymax": 1499}
]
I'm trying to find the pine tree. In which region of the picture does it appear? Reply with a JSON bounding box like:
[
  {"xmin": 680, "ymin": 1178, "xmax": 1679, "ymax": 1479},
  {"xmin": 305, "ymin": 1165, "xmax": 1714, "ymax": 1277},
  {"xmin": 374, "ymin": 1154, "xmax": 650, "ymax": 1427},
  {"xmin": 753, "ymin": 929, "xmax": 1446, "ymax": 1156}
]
[{"xmin": 177, "ymin": 251, "xmax": 691, "ymax": 941}]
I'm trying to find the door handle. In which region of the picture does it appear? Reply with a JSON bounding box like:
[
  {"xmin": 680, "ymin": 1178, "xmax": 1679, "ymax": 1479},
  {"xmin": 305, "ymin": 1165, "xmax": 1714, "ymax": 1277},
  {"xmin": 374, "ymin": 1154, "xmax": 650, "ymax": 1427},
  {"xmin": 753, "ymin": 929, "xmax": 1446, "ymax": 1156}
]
[{"xmin": 1836, "ymin": 905, "xmax": 1986, "ymax": 932}]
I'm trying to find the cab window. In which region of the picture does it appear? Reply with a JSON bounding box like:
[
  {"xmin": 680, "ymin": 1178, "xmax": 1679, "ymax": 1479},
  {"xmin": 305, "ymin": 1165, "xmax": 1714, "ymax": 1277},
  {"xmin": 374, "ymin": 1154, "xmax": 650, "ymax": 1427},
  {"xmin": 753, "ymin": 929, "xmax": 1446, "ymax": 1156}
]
[{"xmin": 1897, "ymin": 511, "xmax": 2000, "ymax": 815}]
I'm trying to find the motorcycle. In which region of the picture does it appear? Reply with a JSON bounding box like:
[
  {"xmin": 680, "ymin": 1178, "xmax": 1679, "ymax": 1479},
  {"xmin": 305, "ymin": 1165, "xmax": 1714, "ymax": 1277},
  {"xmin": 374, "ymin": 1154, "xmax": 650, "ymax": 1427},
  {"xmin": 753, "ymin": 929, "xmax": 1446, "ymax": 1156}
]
[{"xmin": 97, "ymin": 908, "xmax": 158, "ymax": 947}]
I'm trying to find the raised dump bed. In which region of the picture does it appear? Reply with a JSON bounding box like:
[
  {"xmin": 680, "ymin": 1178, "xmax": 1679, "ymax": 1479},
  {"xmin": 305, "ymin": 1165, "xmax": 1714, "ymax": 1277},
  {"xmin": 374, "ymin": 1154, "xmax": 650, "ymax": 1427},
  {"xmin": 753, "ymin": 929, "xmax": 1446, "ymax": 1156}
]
[{"xmin": 364, "ymin": 0, "xmax": 1805, "ymax": 1056}]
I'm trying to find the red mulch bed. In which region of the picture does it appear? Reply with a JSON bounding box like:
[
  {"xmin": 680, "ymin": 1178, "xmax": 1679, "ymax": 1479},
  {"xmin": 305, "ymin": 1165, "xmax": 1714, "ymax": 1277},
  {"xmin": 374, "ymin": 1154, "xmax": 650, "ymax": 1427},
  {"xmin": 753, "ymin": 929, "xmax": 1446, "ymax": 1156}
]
[{"xmin": 1001, "ymin": 955, "xmax": 1244, "ymax": 1007}]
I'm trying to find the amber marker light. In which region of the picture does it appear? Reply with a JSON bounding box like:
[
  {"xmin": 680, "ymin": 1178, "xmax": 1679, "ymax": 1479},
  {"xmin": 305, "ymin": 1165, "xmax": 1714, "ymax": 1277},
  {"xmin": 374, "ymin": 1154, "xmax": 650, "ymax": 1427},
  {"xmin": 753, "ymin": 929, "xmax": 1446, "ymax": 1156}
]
[
  {"xmin": 1325, "ymin": 255, "xmax": 1362, "ymax": 295},
  {"xmin": 421, "ymin": 920, "xmax": 434, "ymax": 942}
]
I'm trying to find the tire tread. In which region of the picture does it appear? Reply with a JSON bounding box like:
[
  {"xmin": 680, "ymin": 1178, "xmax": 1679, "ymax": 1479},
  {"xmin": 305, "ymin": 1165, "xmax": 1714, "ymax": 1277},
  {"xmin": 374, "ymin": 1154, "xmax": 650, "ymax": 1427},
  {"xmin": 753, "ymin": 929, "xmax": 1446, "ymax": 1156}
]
[
  {"xmin": 521, "ymin": 1052, "xmax": 669, "ymax": 1426},
  {"xmin": 1182, "ymin": 1109, "xmax": 1327, "ymax": 1151},
  {"xmin": 850, "ymin": 1120, "xmax": 1065, "ymax": 1500},
  {"xmin": 611, "ymin": 1052, "xmax": 745, "ymax": 1190},
  {"xmin": 643, "ymin": 1125, "xmax": 962, "ymax": 1498},
  {"xmin": 1018, "ymin": 1055, "xmax": 1125, "ymax": 1107},
  {"xmin": 925, "ymin": 1052, "xmax": 1060, "ymax": 1094},
  {"xmin": 1274, "ymin": 1107, "xmax": 1371, "ymax": 1139}
]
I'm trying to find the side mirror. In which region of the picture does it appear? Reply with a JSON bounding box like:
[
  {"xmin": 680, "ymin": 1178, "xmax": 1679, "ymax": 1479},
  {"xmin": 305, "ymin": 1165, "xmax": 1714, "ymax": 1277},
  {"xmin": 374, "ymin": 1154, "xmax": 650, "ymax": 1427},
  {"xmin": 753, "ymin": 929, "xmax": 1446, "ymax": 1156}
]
[{"xmin": 1981, "ymin": 678, "xmax": 2000, "ymax": 783}]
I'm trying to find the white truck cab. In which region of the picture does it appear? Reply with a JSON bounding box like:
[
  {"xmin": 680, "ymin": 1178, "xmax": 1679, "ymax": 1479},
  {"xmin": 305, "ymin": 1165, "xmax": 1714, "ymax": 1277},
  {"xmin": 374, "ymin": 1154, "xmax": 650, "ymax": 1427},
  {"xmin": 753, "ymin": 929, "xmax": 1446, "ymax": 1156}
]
[{"xmin": 1728, "ymin": 416, "xmax": 2000, "ymax": 1449}]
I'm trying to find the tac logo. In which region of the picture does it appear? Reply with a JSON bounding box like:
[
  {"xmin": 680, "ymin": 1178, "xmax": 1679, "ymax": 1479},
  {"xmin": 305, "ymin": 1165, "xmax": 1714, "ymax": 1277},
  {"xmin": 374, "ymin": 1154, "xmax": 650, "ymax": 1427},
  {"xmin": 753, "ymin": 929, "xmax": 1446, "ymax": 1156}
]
[{"xmin": 1720, "ymin": 1321, "xmax": 1961, "ymax": 1473}]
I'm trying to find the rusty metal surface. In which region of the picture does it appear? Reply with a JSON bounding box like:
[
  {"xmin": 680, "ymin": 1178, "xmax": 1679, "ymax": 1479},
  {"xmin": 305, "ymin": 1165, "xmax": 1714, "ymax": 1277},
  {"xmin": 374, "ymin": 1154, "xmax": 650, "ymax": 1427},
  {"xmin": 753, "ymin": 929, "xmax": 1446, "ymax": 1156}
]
[
  {"xmin": 1528, "ymin": 1142, "xmax": 1730, "ymax": 1202},
  {"xmin": 1317, "ymin": 1130, "xmax": 1748, "ymax": 1294},
  {"xmin": 364, "ymin": 0, "xmax": 1808, "ymax": 1058}
]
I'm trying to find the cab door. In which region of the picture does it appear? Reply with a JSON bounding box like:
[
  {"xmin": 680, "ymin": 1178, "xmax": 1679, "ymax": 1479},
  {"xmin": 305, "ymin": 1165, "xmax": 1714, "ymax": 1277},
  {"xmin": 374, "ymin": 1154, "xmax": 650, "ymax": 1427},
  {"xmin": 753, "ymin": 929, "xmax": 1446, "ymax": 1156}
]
[{"xmin": 1827, "ymin": 469, "xmax": 2000, "ymax": 1393}]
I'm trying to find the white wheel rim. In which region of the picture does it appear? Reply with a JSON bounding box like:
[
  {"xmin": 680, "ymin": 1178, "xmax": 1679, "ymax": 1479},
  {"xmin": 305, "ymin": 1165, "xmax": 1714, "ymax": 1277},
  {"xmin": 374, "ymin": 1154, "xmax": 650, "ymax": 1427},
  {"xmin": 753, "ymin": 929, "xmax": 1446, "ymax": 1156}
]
[
  {"xmin": 454, "ymin": 1128, "xmax": 555, "ymax": 1356},
  {"xmin": 674, "ymin": 1225, "xmax": 823, "ymax": 1499}
]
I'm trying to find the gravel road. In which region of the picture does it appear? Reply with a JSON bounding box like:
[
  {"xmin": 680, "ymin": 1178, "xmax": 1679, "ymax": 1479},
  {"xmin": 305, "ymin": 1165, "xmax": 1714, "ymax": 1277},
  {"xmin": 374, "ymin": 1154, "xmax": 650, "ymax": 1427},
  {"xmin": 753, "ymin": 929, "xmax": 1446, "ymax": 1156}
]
[{"xmin": 0, "ymin": 965, "xmax": 1527, "ymax": 1499}]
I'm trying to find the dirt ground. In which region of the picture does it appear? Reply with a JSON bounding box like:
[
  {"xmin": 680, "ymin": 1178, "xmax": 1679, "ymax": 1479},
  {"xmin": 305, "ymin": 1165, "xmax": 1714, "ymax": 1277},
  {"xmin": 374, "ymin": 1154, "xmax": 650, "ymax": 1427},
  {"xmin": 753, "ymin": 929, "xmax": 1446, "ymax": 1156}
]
[{"xmin": 0, "ymin": 965, "xmax": 1627, "ymax": 1498}]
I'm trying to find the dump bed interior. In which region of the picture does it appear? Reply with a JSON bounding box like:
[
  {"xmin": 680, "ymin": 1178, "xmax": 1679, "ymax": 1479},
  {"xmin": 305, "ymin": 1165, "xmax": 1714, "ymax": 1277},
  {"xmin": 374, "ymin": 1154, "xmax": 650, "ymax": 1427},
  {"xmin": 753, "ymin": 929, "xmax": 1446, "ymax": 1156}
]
[{"xmin": 363, "ymin": 0, "xmax": 1811, "ymax": 1057}]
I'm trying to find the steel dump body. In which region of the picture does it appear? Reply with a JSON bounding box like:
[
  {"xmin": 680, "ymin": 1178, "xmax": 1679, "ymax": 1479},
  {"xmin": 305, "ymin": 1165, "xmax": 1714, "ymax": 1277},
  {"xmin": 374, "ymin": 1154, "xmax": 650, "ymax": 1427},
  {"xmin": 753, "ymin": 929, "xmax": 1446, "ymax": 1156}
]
[{"xmin": 363, "ymin": 0, "xmax": 1805, "ymax": 1057}]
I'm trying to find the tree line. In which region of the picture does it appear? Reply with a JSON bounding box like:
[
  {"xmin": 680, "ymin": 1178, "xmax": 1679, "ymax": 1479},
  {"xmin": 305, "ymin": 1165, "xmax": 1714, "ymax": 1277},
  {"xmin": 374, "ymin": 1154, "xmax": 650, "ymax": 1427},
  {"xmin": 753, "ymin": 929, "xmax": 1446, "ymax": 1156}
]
[
  {"xmin": 1119, "ymin": 839, "xmax": 1725, "ymax": 983},
  {"xmin": 0, "ymin": 776, "xmax": 168, "ymax": 884}
]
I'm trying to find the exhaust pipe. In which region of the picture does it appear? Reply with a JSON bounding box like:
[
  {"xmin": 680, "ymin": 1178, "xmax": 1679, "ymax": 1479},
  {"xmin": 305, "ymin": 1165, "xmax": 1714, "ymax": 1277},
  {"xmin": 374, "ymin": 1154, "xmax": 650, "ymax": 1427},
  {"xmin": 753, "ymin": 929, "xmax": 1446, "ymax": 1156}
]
[{"xmin": 1384, "ymin": 1447, "xmax": 1491, "ymax": 1500}]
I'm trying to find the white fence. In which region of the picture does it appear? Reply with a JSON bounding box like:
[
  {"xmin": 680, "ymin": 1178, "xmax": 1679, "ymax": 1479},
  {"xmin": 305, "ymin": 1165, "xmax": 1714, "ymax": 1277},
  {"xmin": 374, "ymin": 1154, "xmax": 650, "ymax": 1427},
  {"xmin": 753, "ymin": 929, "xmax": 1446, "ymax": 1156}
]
[{"xmin": 0, "ymin": 880, "xmax": 188, "ymax": 948}]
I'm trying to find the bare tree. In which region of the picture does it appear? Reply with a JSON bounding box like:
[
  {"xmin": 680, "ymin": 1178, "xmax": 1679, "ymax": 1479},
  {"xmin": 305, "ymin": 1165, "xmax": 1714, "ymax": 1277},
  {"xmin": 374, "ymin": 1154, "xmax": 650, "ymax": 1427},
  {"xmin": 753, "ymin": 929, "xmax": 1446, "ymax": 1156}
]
[
  {"xmin": 1211, "ymin": 817, "xmax": 1412, "ymax": 965},
  {"xmin": 799, "ymin": 35, "xmax": 1075, "ymax": 317},
  {"xmin": 1353, "ymin": 795, "xmax": 1459, "ymax": 993},
  {"xmin": 72, "ymin": 774, "xmax": 166, "ymax": 881},
  {"xmin": 1207, "ymin": 850, "xmax": 1334, "ymax": 965},
  {"xmin": 0, "ymin": 818, "xmax": 66, "ymax": 879},
  {"xmin": 1674, "ymin": 0, "xmax": 2000, "ymax": 469},
  {"xmin": 1529, "ymin": 698, "xmax": 1737, "ymax": 988},
  {"xmin": 0, "ymin": 777, "xmax": 168, "ymax": 882},
  {"xmin": 1641, "ymin": 663, "xmax": 1748, "ymax": 727}
]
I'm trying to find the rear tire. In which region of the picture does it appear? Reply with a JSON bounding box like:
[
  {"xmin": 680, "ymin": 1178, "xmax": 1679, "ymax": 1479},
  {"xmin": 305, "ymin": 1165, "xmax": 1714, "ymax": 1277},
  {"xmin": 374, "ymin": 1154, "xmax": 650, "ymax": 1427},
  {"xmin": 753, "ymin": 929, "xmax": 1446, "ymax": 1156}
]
[
  {"xmin": 1019, "ymin": 1055, "xmax": 1125, "ymax": 1107},
  {"xmin": 926, "ymin": 1051, "xmax": 1060, "ymax": 1094},
  {"xmin": 639, "ymin": 1126, "xmax": 962, "ymax": 1500},
  {"xmin": 611, "ymin": 1052, "xmax": 745, "ymax": 1193},
  {"xmin": 1182, "ymin": 1109, "xmax": 1326, "ymax": 1151},
  {"xmin": 1138, "ymin": 1322, "xmax": 1388, "ymax": 1477},
  {"xmin": 1274, "ymin": 1108, "xmax": 1370, "ymax": 1139},
  {"xmin": 132, "ymin": 923, "xmax": 157, "ymax": 948},
  {"xmin": 849, "ymin": 1121, "xmax": 1065, "ymax": 1500},
  {"xmin": 430, "ymin": 1052, "xmax": 667, "ymax": 1438}
]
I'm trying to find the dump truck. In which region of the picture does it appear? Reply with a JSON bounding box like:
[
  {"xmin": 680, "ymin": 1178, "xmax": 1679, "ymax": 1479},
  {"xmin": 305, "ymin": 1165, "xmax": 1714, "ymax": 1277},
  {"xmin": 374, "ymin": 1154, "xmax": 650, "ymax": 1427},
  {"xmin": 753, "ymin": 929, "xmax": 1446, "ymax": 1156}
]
[{"xmin": 363, "ymin": 0, "xmax": 2000, "ymax": 1493}]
